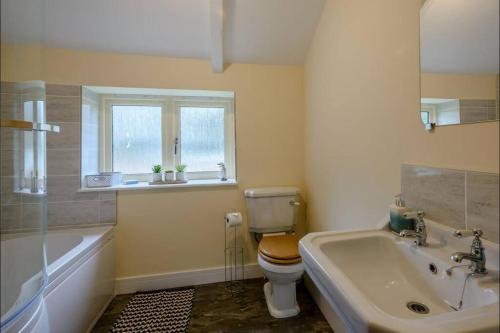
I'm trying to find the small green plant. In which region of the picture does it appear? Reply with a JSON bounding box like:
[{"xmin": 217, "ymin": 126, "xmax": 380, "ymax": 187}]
[
  {"xmin": 164, "ymin": 170, "xmax": 174, "ymax": 173},
  {"xmin": 152, "ymin": 164, "xmax": 162, "ymax": 173},
  {"xmin": 175, "ymin": 164, "xmax": 187, "ymax": 172}
]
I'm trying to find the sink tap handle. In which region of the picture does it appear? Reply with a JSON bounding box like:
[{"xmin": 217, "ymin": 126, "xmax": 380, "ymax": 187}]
[{"xmin": 453, "ymin": 228, "xmax": 483, "ymax": 239}]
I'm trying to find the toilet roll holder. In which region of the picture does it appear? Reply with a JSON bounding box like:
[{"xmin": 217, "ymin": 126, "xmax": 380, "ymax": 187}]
[{"xmin": 224, "ymin": 212, "xmax": 245, "ymax": 293}]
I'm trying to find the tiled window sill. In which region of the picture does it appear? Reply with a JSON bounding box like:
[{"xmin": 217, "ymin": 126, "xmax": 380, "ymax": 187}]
[{"xmin": 78, "ymin": 179, "xmax": 238, "ymax": 192}]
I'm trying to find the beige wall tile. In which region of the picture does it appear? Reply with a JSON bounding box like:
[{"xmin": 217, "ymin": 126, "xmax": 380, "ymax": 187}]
[
  {"xmin": 1, "ymin": 127, "xmax": 20, "ymax": 149},
  {"xmin": 47, "ymin": 148, "xmax": 80, "ymax": 176},
  {"xmin": 0, "ymin": 204, "xmax": 22, "ymax": 230},
  {"xmin": 1, "ymin": 81, "xmax": 18, "ymax": 94},
  {"xmin": 0, "ymin": 176, "xmax": 21, "ymax": 205},
  {"xmin": 22, "ymin": 202, "xmax": 45, "ymax": 230},
  {"xmin": 47, "ymin": 122, "xmax": 80, "ymax": 149},
  {"xmin": 98, "ymin": 191, "xmax": 116, "ymax": 201},
  {"xmin": 47, "ymin": 175, "xmax": 98, "ymax": 202},
  {"xmin": 46, "ymin": 84, "xmax": 80, "ymax": 97},
  {"xmin": 0, "ymin": 148, "xmax": 21, "ymax": 177},
  {"xmin": 402, "ymin": 164, "xmax": 466, "ymax": 230},
  {"xmin": 46, "ymin": 95, "xmax": 80, "ymax": 122},
  {"xmin": 1, "ymin": 93, "xmax": 20, "ymax": 119},
  {"xmin": 99, "ymin": 200, "xmax": 116, "ymax": 224},
  {"xmin": 467, "ymin": 172, "xmax": 499, "ymax": 243},
  {"xmin": 48, "ymin": 201, "xmax": 99, "ymax": 226}
]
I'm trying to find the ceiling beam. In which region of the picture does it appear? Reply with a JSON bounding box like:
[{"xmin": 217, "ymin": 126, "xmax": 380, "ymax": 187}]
[{"xmin": 209, "ymin": 0, "xmax": 224, "ymax": 73}]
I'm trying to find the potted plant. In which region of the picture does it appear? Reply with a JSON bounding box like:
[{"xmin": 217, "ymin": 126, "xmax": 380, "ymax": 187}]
[
  {"xmin": 164, "ymin": 170, "xmax": 174, "ymax": 182},
  {"xmin": 175, "ymin": 164, "xmax": 187, "ymax": 182},
  {"xmin": 152, "ymin": 164, "xmax": 162, "ymax": 182}
]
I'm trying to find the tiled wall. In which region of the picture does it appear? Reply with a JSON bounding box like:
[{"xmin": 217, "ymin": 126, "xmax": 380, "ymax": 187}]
[
  {"xmin": 402, "ymin": 164, "xmax": 499, "ymax": 243},
  {"xmin": 1, "ymin": 82, "xmax": 46, "ymax": 231},
  {"xmin": 46, "ymin": 84, "xmax": 116, "ymax": 227},
  {"xmin": 459, "ymin": 99, "xmax": 497, "ymax": 123},
  {"xmin": 497, "ymin": 74, "xmax": 499, "ymax": 120},
  {"xmin": 1, "ymin": 82, "xmax": 116, "ymax": 232}
]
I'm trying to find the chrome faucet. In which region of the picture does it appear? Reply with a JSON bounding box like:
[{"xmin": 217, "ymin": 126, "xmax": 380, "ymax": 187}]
[
  {"xmin": 399, "ymin": 211, "xmax": 427, "ymax": 246},
  {"xmin": 450, "ymin": 229, "xmax": 487, "ymax": 275}
]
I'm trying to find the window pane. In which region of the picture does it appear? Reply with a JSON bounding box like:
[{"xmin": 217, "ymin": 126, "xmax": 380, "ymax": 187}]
[
  {"xmin": 180, "ymin": 107, "xmax": 224, "ymax": 172},
  {"xmin": 23, "ymin": 102, "xmax": 34, "ymax": 181},
  {"xmin": 112, "ymin": 105, "xmax": 162, "ymax": 174},
  {"xmin": 420, "ymin": 111, "xmax": 429, "ymax": 124}
]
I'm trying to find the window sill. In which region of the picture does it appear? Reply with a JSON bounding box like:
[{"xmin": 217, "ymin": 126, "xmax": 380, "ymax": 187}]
[{"xmin": 78, "ymin": 179, "xmax": 238, "ymax": 192}]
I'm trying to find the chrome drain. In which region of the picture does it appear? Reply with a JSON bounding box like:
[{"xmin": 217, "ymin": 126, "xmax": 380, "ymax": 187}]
[{"xmin": 406, "ymin": 301, "xmax": 429, "ymax": 314}]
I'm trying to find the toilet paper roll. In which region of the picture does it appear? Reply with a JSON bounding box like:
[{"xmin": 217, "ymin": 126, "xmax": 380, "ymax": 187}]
[{"xmin": 225, "ymin": 212, "xmax": 243, "ymax": 227}]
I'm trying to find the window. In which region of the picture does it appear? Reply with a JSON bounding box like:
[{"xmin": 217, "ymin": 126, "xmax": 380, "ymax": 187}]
[
  {"xmin": 101, "ymin": 94, "xmax": 235, "ymax": 181},
  {"xmin": 179, "ymin": 106, "xmax": 225, "ymax": 172},
  {"xmin": 112, "ymin": 105, "xmax": 162, "ymax": 174},
  {"xmin": 420, "ymin": 111, "xmax": 430, "ymax": 124},
  {"xmin": 23, "ymin": 100, "xmax": 45, "ymax": 186}
]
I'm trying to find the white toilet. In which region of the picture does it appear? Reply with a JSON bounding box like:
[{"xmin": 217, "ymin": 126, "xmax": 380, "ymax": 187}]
[{"xmin": 244, "ymin": 187, "xmax": 304, "ymax": 318}]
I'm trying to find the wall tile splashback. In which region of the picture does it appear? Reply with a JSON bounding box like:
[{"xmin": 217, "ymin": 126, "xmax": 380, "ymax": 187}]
[
  {"xmin": 402, "ymin": 164, "xmax": 499, "ymax": 243},
  {"xmin": 467, "ymin": 172, "xmax": 500, "ymax": 244},
  {"xmin": 459, "ymin": 99, "xmax": 497, "ymax": 123},
  {"xmin": 45, "ymin": 84, "xmax": 116, "ymax": 228},
  {"xmin": 0, "ymin": 82, "xmax": 116, "ymax": 232}
]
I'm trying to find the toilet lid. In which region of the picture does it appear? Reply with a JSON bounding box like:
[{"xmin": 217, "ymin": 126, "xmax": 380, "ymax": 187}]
[
  {"xmin": 258, "ymin": 234, "xmax": 301, "ymax": 261},
  {"xmin": 259, "ymin": 251, "xmax": 302, "ymax": 265}
]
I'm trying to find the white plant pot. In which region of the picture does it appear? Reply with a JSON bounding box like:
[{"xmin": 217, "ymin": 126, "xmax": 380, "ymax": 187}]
[
  {"xmin": 176, "ymin": 172, "xmax": 187, "ymax": 182},
  {"xmin": 152, "ymin": 173, "xmax": 162, "ymax": 182},
  {"xmin": 164, "ymin": 172, "xmax": 174, "ymax": 182}
]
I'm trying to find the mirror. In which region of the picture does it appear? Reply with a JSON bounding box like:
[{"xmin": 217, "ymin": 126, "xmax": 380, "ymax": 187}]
[{"xmin": 420, "ymin": 0, "xmax": 499, "ymax": 128}]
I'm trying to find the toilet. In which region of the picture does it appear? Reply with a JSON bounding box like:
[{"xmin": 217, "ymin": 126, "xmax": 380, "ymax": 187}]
[{"xmin": 244, "ymin": 187, "xmax": 304, "ymax": 318}]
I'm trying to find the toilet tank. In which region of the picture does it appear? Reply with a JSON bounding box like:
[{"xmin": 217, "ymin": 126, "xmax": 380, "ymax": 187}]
[{"xmin": 244, "ymin": 187, "xmax": 300, "ymax": 234}]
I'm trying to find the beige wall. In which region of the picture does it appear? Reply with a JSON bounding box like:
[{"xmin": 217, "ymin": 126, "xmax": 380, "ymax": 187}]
[
  {"xmin": 3, "ymin": 0, "xmax": 499, "ymax": 277},
  {"xmin": 304, "ymin": 0, "xmax": 499, "ymax": 232},
  {"xmin": 1, "ymin": 45, "xmax": 306, "ymax": 278},
  {"xmin": 0, "ymin": 43, "xmax": 45, "ymax": 81},
  {"xmin": 421, "ymin": 73, "xmax": 498, "ymax": 99}
]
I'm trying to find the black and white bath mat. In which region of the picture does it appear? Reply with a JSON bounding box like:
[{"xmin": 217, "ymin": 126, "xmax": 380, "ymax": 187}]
[{"xmin": 110, "ymin": 288, "xmax": 194, "ymax": 333}]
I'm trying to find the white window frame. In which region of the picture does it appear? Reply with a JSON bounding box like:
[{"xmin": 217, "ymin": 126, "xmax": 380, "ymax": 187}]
[
  {"xmin": 100, "ymin": 95, "xmax": 235, "ymax": 181},
  {"xmin": 420, "ymin": 104, "xmax": 436, "ymax": 124},
  {"xmin": 173, "ymin": 98, "xmax": 235, "ymax": 180}
]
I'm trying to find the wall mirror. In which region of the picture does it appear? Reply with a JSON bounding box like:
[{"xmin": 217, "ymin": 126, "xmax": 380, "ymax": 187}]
[{"xmin": 420, "ymin": 0, "xmax": 499, "ymax": 129}]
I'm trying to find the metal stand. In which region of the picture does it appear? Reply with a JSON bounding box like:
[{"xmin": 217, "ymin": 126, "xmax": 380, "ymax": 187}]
[{"xmin": 224, "ymin": 215, "xmax": 245, "ymax": 294}]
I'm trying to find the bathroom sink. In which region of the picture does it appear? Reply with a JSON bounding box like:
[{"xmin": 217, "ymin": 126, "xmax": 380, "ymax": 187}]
[{"xmin": 299, "ymin": 219, "xmax": 499, "ymax": 333}]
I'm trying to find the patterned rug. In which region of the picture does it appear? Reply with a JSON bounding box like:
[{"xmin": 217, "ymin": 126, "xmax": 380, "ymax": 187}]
[{"xmin": 110, "ymin": 288, "xmax": 195, "ymax": 333}]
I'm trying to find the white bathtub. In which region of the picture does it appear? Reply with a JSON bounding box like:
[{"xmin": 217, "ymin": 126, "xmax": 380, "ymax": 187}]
[{"xmin": 2, "ymin": 227, "xmax": 114, "ymax": 333}]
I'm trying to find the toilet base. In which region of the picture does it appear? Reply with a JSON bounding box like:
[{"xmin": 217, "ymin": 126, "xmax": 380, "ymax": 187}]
[{"xmin": 263, "ymin": 281, "xmax": 300, "ymax": 318}]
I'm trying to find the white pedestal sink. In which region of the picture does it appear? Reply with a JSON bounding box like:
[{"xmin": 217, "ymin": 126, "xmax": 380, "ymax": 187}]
[{"xmin": 299, "ymin": 219, "xmax": 499, "ymax": 333}]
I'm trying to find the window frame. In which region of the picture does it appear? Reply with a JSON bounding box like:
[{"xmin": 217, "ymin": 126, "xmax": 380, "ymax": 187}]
[
  {"xmin": 420, "ymin": 104, "xmax": 436, "ymax": 125},
  {"xmin": 420, "ymin": 110, "xmax": 430, "ymax": 124},
  {"xmin": 100, "ymin": 95, "xmax": 235, "ymax": 181},
  {"xmin": 173, "ymin": 98, "xmax": 235, "ymax": 180}
]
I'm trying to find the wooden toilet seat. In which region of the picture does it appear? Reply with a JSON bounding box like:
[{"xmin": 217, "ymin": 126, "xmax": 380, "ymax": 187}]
[{"xmin": 258, "ymin": 234, "xmax": 301, "ymax": 265}]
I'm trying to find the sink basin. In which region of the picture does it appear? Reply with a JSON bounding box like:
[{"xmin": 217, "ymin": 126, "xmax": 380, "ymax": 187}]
[{"xmin": 299, "ymin": 219, "xmax": 499, "ymax": 333}]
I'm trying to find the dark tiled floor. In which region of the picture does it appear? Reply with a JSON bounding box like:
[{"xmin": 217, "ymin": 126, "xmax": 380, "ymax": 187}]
[{"xmin": 92, "ymin": 278, "xmax": 333, "ymax": 333}]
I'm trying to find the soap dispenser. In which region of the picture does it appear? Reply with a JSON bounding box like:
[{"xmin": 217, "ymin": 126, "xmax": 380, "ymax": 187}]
[{"xmin": 389, "ymin": 194, "xmax": 414, "ymax": 233}]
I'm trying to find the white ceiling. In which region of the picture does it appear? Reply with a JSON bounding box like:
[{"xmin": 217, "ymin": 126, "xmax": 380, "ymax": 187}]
[
  {"xmin": 421, "ymin": 0, "xmax": 499, "ymax": 74},
  {"xmin": 1, "ymin": 0, "xmax": 325, "ymax": 66}
]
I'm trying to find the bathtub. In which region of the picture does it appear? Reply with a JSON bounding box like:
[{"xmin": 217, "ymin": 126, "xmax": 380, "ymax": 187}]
[{"xmin": 2, "ymin": 227, "xmax": 114, "ymax": 333}]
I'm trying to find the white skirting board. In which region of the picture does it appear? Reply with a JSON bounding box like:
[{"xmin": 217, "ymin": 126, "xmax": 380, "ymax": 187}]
[{"xmin": 115, "ymin": 264, "xmax": 263, "ymax": 295}]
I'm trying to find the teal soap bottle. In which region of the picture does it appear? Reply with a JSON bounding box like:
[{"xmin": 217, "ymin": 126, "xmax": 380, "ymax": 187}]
[{"xmin": 389, "ymin": 194, "xmax": 414, "ymax": 233}]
